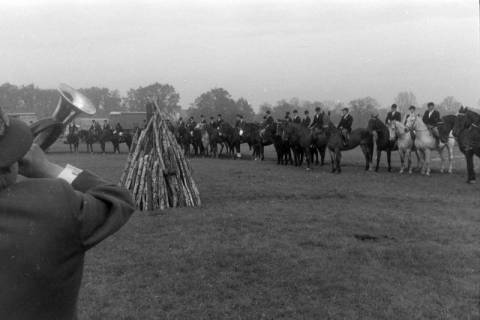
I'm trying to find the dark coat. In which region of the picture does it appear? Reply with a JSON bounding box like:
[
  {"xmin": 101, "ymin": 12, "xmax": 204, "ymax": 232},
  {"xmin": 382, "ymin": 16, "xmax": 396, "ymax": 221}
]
[
  {"xmin": 302, "ymin": 116, "xmax": 311, "ymax": 127},
  {"xmin": 0, "ymin": 171, "xmax": 135, "ymax": 320},
  {"xmin": 422, "ymin": 110, "xmax": 440, "ymax": 127},
  {"xmin": 337, "ymin": 114, "xmax": 353, "ymax": 132},
  {"xmin": 310, "ymin": 112, "xmax": 324, "ymax": 128},
  {"xmin": 293, "ymin": 115, "xmax": 301, "ymax": 124},
  {"xmin": 385, "ymin": 111, "xmax": 401, "ymax": 123}
]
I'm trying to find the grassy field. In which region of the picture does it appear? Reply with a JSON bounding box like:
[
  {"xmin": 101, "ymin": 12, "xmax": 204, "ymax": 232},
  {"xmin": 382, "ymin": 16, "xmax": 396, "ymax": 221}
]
[{"xmin": 47, "ymin": 143, "xmax": 480, "ymax": 319}]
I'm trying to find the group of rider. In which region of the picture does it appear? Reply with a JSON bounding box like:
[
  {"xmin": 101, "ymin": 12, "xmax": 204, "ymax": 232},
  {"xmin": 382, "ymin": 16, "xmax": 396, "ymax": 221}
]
[
  {"xmin": 66, "ymin": 119, "xmax": 125, "ymax": 136},
  {"xmin": 176, "ymin": 101, "xmax": 442, "ymax": 146}
]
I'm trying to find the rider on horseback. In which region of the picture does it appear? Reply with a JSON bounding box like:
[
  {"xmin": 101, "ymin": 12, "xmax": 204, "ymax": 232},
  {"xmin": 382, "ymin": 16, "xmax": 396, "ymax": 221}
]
[
  {"xmin": 285, "ymin": 111, "xmax": 292, "ymax": 122},
  {"xmin": 337, "ymin": 107, "xmax": 353, "ymax": 146},
  {"xmin": 309, "ymin": 107, "xmax": 324, "ymax": 130},
  {"xmin": 263, "ymin": 110, "xmax": 274, "ymax": 127},
  {"xmin": 292, "ymin": 110, "xmax": 301, "ymax": 124},
  {"xmin": 302, "ymin": 110, "xmax": 311, "ymax": 127},
  {"xmin": 209, "ymin": 116, "xmax": 216, "ymax": 127},
  {"xmin": 67, "ymin": 122, "xmax": 78, "ymax": 135},
  {"xmin": 422, "ymin": 102, "xmax": 442, "ymax": 143},
  {"xmin": 385, "ymin": 104, "xmax": 402, "ymax": 124},
  {"xmin": 114, "ymin": 122, "xmax": 124, "ymax": 136},
  {"xmin": 215, "ymin": 114, "xmax": 223, "ymax": 129},
  {"xmin": 404, "ymin": 105, "xmax": 417, "ymax": 140},
  {"xmin": 90, "ymin": 120, "xmax": 101, "ymax": 136},
  {"xmin": 103, "ymin": 120, "xmax": 111, "ymax": 131}
]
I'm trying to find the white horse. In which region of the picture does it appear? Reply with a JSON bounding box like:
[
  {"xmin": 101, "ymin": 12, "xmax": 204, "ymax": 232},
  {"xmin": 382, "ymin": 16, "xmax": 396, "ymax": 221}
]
[
  {"xmin": 387, "ymin": 120, "xmax": 422, "ymax": 174},
  {"xmin": 405, "ymin": 115, "xmax": 455, "ymax": 175}
]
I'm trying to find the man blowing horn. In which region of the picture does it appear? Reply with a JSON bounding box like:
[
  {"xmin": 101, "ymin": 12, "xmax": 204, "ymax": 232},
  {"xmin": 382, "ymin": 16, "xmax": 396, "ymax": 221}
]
[{"xmin": 0, "ymin": 107, "xmax": 135, "ymax": 319}]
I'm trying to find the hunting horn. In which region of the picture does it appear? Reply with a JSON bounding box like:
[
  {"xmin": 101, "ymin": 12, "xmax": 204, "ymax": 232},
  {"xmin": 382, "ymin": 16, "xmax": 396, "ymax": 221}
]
[{"xmin": 30, "ymin": 83, "xmax": 96, "ymax": 150}]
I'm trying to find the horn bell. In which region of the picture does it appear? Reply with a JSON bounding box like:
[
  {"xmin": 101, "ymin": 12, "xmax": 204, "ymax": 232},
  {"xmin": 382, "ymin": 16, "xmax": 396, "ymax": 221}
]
[{"xmin": 32, "ymin": 83, "xmax": 97, "ymax": 150}]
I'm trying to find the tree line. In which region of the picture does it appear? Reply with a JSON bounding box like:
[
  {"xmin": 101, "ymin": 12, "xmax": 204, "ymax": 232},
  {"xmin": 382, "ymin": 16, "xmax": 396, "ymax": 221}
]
[{"xmin": 0, "ymin": 82, "xmax": 469, "ymax": 128}]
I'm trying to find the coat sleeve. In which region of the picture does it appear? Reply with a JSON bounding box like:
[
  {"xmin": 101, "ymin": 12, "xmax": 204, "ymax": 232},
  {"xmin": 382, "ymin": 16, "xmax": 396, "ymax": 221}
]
[
  {"xmin": 346, "ymin": 116, "xmax": 353, "ymax": 128},
  {"xmin": 69, "ymin": 170, "xmax": 136, "ymax": 250},
  {"xmin": 433, "ymin": 111, "xmax": 440, "ymax": 124},
  {"xmin": 422, "ymin": 111, "xmax": 429, "ymax": 124}
]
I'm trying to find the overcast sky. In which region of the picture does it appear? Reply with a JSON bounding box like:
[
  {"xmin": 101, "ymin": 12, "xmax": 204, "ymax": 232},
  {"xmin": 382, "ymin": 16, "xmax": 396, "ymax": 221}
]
[{"xmin": 0, "ymin": 0, "xmax": 478, "ymax": 109}]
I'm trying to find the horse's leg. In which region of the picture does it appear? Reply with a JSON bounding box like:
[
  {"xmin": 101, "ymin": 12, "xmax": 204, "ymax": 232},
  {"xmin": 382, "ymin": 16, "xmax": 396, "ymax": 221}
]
[
  {"xmin": 415, "ymin": 150, "xmax": 422, "ymax": 170},
  {"xmin": 438, "ymin": 147, "xmax": 446, "ymax": 173},
  {"xmin": 399, "ymin": 150, "xmax": 405, "ymax": 174},
  {"xmin": 320, "ymin": 146, "xmax": 326, "ymax": 166},
  {"xmin": 466, "ymin": 149, "xmax": 476, "ymax": 183},
  {"xmin": 336, "ymin": 149, "xmax": 342, "ymax": 173},
  {"xmin": 425, "ymin": 149, "xmax": 432, "ymax": 176},
  {"xmin": 375, "ymin": 149, "xmax": 381, "ymax": 172},
  {"xmin": 329, "ymin": 149, "xmax": 336, "ymax": 173},
  {"xmin": 448, "ymin": 140, "xmax": 454, "ymax": 173},
  {"xmin": 359, "ymin": 144, "xmax": 370, "ymax": 171},
  {"xmin": 387, "ymin": 150, "xmax": 392, "ymax": 172}
]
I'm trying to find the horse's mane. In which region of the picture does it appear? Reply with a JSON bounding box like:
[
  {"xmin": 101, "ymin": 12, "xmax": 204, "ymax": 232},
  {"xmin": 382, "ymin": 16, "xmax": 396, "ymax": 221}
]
[{"xmin": 464, "ymin": 108, "xmax": 480, "ymax": 121}]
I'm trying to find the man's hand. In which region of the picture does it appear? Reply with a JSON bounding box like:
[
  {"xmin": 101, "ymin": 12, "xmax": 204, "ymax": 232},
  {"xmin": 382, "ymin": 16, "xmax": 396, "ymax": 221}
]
[{"xmin": 18, "ymin": 144, "xmax": 63, "ymax": 178}]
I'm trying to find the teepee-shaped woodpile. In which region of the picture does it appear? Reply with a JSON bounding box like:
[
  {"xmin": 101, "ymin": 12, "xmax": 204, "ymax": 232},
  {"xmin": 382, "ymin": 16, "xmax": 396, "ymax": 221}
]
[{"xmin": 119, "ymin": 101, "xmax": 201, "ymax": 210}]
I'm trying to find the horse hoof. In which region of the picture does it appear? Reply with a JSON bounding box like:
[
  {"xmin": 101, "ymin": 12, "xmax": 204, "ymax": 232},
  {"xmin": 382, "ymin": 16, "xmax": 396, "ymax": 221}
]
[
  {"xmin": 399, "ymin": 170, "xmax": 404, "ymax": 174},
  {"xmin": 306, "ymin": 167, "xmax": 311, "ymax": 171},
  {"xmin": 467, "ymin": 180, "xmax": 476, "ymax": 184},
  {"xmin": 440, "ymin": 169, "xmax": 444, "ymax": 174}
]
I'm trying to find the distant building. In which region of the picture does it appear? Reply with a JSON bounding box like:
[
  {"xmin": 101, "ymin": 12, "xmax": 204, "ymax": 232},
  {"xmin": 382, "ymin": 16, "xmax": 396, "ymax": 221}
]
[
  {"xmin": 75, "ymin": 117, "xmax": 109, "ymax": 130},
  {"xmin": 109, "ymin": 111, "xmax": 146, "ymax": 131}
]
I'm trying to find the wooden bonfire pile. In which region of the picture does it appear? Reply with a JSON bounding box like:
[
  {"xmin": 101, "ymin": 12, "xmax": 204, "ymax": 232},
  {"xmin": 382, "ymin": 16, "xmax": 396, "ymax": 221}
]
[{"xmin": 119, "ymin": 101, "xmax": 201, "ymax": 210}]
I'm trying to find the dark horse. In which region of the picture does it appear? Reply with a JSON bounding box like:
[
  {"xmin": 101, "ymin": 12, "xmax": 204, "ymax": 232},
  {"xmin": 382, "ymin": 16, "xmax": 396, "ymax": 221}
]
[
  {"xmin": 237, "ymin": 122, "xmax": 262, "ymax": 159},
  {"xmin": 65, "ymin": 132, "xmax": 79, "ymax": 152},
  {"xmin": 278, "ymin": 122, "xmax": 312, "ymax": 169},
  {"xmin": 367, "ymin": 117, "xmax": 397, "ymax": 172},
  {"xmin": 217, "ymin": 122, "xmax": 240, "ymax": 159},
  {"xmin": 99, "ymin": 129, "xmax": 132, "ymax": 153},
  {"xmin": 453, "ymin": 107, "xmax": 480, "ymax": 183},
  {"xmin": 325, "ymin": 121, "xmax": 373, "ymax": 173},
  {"xmin": 78, "ymin": 129, "xmax": 97, "ymax": 153}
]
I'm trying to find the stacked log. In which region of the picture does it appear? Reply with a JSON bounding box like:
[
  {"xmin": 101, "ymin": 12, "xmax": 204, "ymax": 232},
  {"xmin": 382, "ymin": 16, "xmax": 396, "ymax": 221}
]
[{"xmin": 119, "ymin": 101, "xmax": 201, "ymax": 210}]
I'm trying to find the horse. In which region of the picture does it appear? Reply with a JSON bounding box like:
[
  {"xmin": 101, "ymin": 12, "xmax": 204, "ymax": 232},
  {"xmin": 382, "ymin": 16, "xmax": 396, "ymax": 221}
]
[
  {"xmin": 176, "ymin": 124, "xmax": 192, "ymax": 156},
  {"xmin": 387, "ymin": 120, "xmax": 421, "ymax": 174},
  {"xmin": 217, "ymin": 122, "xmax": 240, "ymax": 159},
  {"xmin": 325, "ymin": 121, "xmax": 373, "ymax": 173},
  {"xmin": 237, "ymin": 122, "xmax": 262, "ymax": 160},
  {"xmin": 207, "ymin": 125, "xmax": 224, "ymax": 158},
  {"xmin": 78, "ymin": 129, "xmax": 98, "ymax": 153},
  {"xmin": 278, "ymin": 122, "xmax": 312, "ymax": 169},
  {"xmin": 367, "ymin": 117, "xmax": 397, "ymax": 172},
  {"xmin": 453, "ymin": 107, "xmax": 480, "ymax": 183},
  {"xmin": 65, "ymin": 131, "xmax": 79, "ymax": 153},
  {"xmin": 310, "ymin": 127, "xmax": 327, "ymax": 166},
  {"xmin": 405, "ymin": 115, "xmax": 456, "ymax": 175},
  {"xmin": 195, "ymin": 123, "xmax": 210, "ymax": 157},
  {"xmin": 110, "ymin": 131, "xmax": 133, "ymax": 153}
]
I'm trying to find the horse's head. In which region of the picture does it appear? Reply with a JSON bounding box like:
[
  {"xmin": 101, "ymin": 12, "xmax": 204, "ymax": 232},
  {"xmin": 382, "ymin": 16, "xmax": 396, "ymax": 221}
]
[
  {"xmin": 405, "ymin": 114, "xmax": 418, "ymax": 131},
  {"xmin": 453, "ymin": 113, "xmax": 471, "ymax": 138},
  {"xmin": 387, "ymin": 120, "xmax": 399, "ymax": 141},
  {"xmin": 276, "ymin": 121, "xmax": 289, "ymax": 141},
  {"xmin": 367, "ymin": 116, "xmax": 382, "ymax": 133}
]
